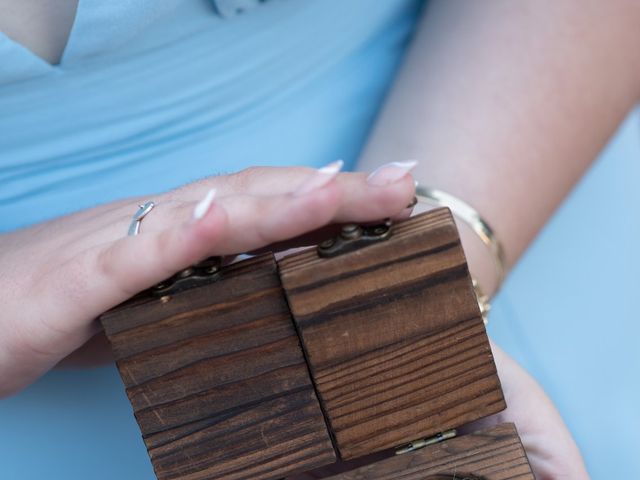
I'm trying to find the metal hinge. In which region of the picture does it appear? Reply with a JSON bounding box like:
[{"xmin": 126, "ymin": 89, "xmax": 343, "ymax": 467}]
[
  {"xmin": 395, "ymin": 429, "xmax": 457, "ymax": 455},
  {"xmin": 317, "ymin": 220, "xmax": 392, "ymax": 258},
  {"xmin": 150, "ymin": 256, "xmax": 222, "ymax": 299}
]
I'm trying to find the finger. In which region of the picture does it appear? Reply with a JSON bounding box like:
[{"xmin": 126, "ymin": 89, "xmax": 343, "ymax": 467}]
[
  {"xmin": 143, "ymin": 166, "xmax": 415, "ymax": 241},
  {"xmin": 174, "ymin": 165, "xmax": 326, "ymax": 199},
  {"xmin": 249, "ymin": 205, "xmax": 415, "ymax": 256},
  {"xmin": 131, "ymin": 180, "xmax": 343, "ymax": 256},
  {"xmin": 74, "ymin": 173, "xmax": 414, "ymax": 263},
  {"xmin": 196, "ymin": 170, "xmax": 416, "ymax": 254},
  {"xmin": 332, "ymin": 171, "xmax": 416, "ymax": 222},
  {"xmin": 33, "ymin": 165, "xmax": 329, "ymax": 253},
  {"xmin": 34, "ymin": 200, "xmax": 229, "ymax": 342},
  {"xmin": 55, "ymin": 162, "xmax": 416, "ymax": 259},
  {"xmin": 203, "ymin": 183, "xmax": 343, "ymax": 254},
  {"xmin": 173, "ymin": 164, "xmax": 416, "ymax": 216}
]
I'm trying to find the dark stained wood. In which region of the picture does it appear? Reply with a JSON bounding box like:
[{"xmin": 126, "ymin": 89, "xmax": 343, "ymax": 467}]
[
  {"xmin": 99, "ymin": 253, "xmax": 336, "ymax": 480},
  {"xmin": 279, "ymin": 209, "xmax": 506, "ymax": 459},
  {"xmin": 323, "ymin": 423, "xmax": 534, "ymax": 480}
]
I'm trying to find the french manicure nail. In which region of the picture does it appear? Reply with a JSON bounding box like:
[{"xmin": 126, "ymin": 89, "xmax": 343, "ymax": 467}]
[
  {"xmin": 293, "ymin": 160, "xmax": 343, "ymax": 196},
  {"xmin": 366, "ymin": 160, "xmax": 418, "ymax": 186},
  {"xmin": 193, "ymin": 188, "xmax": 216, "ymax": 220}
]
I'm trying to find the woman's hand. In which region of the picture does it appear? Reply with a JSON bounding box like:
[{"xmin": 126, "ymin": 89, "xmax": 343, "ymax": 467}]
[
  {"xmin": 465, "ymin": 341, "xmax": 590, "ymax": 480},
  {"xmin": 0, "ymin": 162, "xmax": 417, "ymax": 397}
]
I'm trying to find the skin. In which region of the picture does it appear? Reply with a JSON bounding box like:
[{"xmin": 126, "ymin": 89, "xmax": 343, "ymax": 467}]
[
  {"xmin": 359, "ymin": 0, "xmax": 640, "ymax": 295},
  {"xmin": 0, "ymin": 0, "xmax": 78, "ymax": 65},
  {"xmin": 3, "ymin": 0, "xmax": 640, "ymax": 478},
  {"xmin": 354, "ymin": 1, "xmax": 640, "ymax": 477},
  {"xmin": 0, "ymin": 165, "xmax": 416, "ymax": 396}
]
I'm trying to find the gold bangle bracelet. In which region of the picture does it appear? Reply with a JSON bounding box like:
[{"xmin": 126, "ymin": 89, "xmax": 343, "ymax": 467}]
[{"xmin": 415, "ymin": 185, "xmax": 507, "ymax": 297}]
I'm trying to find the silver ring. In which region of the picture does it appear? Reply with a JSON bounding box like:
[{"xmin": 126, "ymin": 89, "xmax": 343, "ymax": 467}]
[{"xmin": 128, "ymin": 201, "xmax": 156, "ymax": 236}]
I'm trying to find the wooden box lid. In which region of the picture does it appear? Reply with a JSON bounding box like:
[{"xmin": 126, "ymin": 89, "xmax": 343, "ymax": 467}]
[
  {"xmin": 278, "ymin": 208, "xmax": 506, "ymax": 460},
  {"xmin": 323, "ymin": 423, "xmax": 534, "ymax": 480},
  {"xmin": 100, "ymin": 254, "xmax": 335, "ymax": 480}
]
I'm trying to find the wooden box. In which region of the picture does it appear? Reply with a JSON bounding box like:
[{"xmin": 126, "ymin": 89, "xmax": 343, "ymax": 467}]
[
  {"xmin": 100, "ymin": 255, "xmax": 335, "ymax": 480},
  {"xmin": 323, "ymin": 423, "xmax": 533, "ymax": 480},
  {"xmin": 99, "ymin": 208, "xmax": 534, "ymax": 480}
]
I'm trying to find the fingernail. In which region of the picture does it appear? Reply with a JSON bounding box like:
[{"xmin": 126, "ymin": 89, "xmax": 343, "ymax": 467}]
[
  {"xmin": 366, "ymin": 160, "xmax": 418, "ymax": 186},
  {"xmin": 193, "ymin": 188, "xmax": 216, "ymax": 220},
  {"xmin": 293, "ymin": 160, "xmax": 343, "ymax": 196}
]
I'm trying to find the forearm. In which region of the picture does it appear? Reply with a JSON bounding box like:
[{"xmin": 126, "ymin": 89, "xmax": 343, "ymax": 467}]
[{"xmin": 358, "ymin": 0, "xmax": 640, "ymax": 293}]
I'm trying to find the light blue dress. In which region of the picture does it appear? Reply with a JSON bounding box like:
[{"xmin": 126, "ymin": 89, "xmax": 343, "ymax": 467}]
[
  {"xmin": 0, "ymin": 0, "xmax": 421, "ymax": 230},
  {"xmin": 0, "ymin": 1, "xmax": 638, "ymax": 478}
]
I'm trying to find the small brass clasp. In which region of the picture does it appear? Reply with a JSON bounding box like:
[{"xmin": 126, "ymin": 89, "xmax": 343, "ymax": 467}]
[
  {"xmin": 317, "ymin": 220, "xmax": 392, "ymax": 258},
  {"xmin": 151, "ymin": 256, "xmax": 222, "ymax": 297},
  {"xmin": 395, "ymin": 429, "xmax": 457, "ymax": 455}
]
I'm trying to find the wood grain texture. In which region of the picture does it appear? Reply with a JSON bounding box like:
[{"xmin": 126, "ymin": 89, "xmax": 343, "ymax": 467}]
[
  {"xmin": 100, "ymin": 254, "xmax": 336, "ymax": 480},
  {"xmin": 279, "ymin": 209, "xmax": 506, "ymax": 459},
  {"xmin": 324, "ymin": 423, "xmax": 534, "ymax": 479}
]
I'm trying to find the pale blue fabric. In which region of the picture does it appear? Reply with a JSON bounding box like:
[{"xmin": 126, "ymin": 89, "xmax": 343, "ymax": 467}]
[
  {"xmin": 0, "ymin": 0, "xmax": 421, "ymax": 230},
  {"xmin": 490, "ymin": 109, "xmax": 640, "ymax": 478},
  {"xmin": 0, "ymin": 1, "xmax": 638, "ymax": 478}
]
